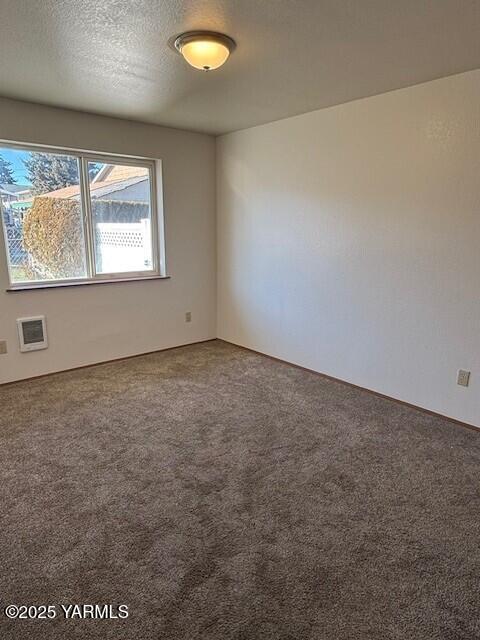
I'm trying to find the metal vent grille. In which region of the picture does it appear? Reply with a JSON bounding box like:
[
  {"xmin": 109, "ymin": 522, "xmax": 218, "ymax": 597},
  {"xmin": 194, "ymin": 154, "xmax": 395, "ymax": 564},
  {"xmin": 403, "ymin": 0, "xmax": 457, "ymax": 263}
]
[
  {"xmin": 22, "ymin": 319, "xmax": 45, "ymax": 345},
  {"xmin": 17, "ymin": 316, "xmax": 48, "ymax": 352}
]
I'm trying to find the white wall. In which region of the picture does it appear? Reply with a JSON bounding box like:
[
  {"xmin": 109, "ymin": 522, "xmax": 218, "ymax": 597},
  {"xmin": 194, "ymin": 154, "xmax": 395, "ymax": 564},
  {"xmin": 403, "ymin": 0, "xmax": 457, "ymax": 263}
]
[
  {"xmin": 0, "ymin": 97, "xmax": 216, "ymax": 383},
  {"xmin": 217, "ymin": 70, "xmax": 480, "ymax": 427}
]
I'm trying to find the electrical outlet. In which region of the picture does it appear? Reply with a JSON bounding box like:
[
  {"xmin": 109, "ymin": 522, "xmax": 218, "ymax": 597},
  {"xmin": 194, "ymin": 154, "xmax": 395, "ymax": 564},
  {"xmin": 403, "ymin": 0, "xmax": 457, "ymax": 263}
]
[
  {"xmin": 457, "ymin": 370, "xmax": 471, "ymax": 387},
  {"xmin": 185, "ymin": 311, "xmax": 192, "ymax": 323},
  {"xmin": 0, "ymin": 340, "xmax": 7, "ymax": 355}
]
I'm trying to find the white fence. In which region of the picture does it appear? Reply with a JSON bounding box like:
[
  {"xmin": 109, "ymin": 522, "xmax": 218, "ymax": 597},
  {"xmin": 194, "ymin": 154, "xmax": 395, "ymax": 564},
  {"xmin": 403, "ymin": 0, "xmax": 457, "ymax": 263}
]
[
  {"xmin": 95, "ymin": 219, "xmax": 152, "ymax": 273},
  {"xmin": 4, "ymin": 224, "xmax": 26, "ymax": 265}
]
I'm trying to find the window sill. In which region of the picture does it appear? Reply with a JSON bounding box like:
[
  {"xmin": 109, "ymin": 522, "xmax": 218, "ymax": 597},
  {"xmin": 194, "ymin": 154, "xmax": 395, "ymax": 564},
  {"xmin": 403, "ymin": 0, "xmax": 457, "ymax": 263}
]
[{"xmin": 7, "ymin": 275, "xmax": 171, "ymax": 292}]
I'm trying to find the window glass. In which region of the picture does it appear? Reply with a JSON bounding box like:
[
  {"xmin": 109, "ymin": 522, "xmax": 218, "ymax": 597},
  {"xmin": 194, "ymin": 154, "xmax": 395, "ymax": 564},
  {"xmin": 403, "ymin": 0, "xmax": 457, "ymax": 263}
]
[
  {"xmin": 1, "ymin": 147, "xmax": 87, "ymax": 283},
  {"xmin": 0, "ymin": 144, "xmax": 161, "ymax": 288},
  {"xmin": 88, "ymin": 162, "xmax": 154, "ymax": 275}
]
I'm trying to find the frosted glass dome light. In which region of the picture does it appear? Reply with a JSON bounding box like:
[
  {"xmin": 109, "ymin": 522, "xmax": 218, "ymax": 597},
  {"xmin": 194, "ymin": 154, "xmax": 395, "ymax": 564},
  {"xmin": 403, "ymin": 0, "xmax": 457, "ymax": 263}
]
[{"xmin": 174, "ymin": 32, "xmax": 236, "ymax": 71}]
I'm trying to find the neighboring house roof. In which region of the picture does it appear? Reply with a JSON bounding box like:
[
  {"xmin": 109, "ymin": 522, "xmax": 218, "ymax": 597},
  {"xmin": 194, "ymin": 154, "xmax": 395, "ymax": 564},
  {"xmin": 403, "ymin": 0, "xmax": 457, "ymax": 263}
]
[
  {"xmin": 0, "ymin": 183, "xmax": 31, "ymax": 196},
  {"xmin": 93, "ymin": 164, "xmax": 149, "ymax": 183},
  {"xmin": 87, "ymin": 176, "xmax": 148, "ymax": 199},
  {"xmin": 42, "ymin": 175, "xmax": 148, "ymax": 200},
  {"xmin": 42, "ymin": 180, "xmax": 112, "ymax": 200}
]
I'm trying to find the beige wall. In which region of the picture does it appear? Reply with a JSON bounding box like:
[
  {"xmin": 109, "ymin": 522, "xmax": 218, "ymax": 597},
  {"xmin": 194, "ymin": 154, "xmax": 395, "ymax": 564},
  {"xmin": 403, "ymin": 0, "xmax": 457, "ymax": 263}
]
[
  {"xmin": 2, "ymin": 72, "xmax": 480, "ymax": 428},
  {"xmin": 0, "ymin": 97, "xmax": 216, "ymax": 382},
  {"xmin": 217, "ymin": 70, "xmax": 480, "ymax": 427}
]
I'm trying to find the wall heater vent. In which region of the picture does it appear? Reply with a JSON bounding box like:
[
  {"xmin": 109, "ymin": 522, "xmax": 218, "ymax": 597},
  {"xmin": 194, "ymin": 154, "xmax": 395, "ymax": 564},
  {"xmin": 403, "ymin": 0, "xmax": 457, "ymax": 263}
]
[{"xmin": 17, "ymin": 316, "xmax": 48, "ymax": 352}]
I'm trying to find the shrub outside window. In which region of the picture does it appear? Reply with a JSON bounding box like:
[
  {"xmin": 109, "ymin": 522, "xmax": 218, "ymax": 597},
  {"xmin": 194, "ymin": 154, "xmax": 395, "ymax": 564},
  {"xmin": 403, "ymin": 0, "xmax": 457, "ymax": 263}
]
[{"xmin": 0, "ymin": 142, "xmax": 164, "ymax": 288}]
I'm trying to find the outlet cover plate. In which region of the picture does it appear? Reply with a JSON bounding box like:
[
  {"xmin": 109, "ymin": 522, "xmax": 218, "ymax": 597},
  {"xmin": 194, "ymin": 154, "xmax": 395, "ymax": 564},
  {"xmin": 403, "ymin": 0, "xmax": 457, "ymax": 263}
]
[{"xmin": 457, "ymin": 370, "xmax": 471, "ymax": 387}]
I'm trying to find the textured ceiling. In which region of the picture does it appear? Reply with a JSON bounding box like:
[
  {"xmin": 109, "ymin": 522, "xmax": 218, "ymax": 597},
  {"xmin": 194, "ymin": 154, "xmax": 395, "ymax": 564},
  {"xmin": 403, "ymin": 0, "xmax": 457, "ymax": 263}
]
[{"xmin": 1, "ymin": 0, "xmax": 480, "ymax": 135}]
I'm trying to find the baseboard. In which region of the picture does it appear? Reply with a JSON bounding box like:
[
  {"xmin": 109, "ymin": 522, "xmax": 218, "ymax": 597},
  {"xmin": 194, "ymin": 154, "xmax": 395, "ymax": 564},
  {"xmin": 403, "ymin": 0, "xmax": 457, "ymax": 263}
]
[
  {"xmin": 218, "ymin": 338, "xmax": 480, "ymax": 434},
  {"xmin": 0, "ymin": 338, "xmax": 217, "ymax": 387}
]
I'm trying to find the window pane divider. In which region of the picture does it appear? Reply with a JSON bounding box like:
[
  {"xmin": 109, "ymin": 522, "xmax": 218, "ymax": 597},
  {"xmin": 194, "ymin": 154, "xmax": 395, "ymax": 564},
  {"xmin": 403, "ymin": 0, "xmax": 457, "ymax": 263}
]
[{"xmin": 79, "ymin": 157, "xmax": 96, "ymax": 279}]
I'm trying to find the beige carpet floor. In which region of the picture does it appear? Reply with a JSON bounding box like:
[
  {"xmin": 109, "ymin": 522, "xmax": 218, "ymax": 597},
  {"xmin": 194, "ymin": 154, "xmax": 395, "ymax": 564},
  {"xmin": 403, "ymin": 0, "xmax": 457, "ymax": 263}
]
[{"xmin": 0, "ymin": 340, "xmax": 479, "ymax": 639}]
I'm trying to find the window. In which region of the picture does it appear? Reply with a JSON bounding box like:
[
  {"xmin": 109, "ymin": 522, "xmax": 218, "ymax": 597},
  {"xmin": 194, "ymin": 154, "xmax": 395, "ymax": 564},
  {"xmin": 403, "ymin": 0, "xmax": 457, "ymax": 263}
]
[{"xmin": 0, "ymin": 142, "xmax": 164, "ymax": 288}]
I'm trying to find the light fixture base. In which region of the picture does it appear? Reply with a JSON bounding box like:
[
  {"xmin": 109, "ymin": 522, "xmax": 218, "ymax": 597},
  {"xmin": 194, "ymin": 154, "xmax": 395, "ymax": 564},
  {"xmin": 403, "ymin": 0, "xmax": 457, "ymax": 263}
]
[{"xmin": 173, "ymin": 31, "xmax": 236, "ymax": 54}]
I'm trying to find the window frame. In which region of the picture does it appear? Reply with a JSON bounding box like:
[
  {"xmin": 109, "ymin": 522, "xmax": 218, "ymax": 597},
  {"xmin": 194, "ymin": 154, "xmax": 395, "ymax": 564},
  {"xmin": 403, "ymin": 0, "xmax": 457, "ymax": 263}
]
[{"xmin": 0, "ymin": 140, "xmax": 166, "ymax": 290}]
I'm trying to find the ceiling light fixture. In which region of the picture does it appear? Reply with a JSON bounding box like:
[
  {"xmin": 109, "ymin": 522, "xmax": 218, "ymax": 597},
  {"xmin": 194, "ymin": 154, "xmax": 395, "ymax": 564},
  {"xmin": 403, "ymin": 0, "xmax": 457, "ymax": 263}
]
[{"xmin": 173, "ymin": 31, "xmax": 236, "ymax": 71}]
